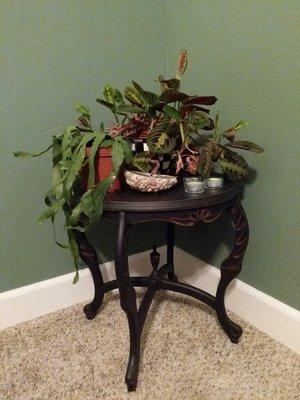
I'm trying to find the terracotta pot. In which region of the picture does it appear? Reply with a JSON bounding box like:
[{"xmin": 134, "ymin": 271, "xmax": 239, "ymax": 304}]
[{"xmin": 81, "ymin": 147, "xmax": 121, "ymax": 193}]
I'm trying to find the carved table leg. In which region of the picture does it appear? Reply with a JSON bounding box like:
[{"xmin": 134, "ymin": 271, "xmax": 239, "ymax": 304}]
[
  {"xmin": 167, "ymin": 222, "xmax": 177, "ymax": 281},
  {"xmin": 73, "ymin": 230, "xmax": 104, "ymax": 320},
  {"xmin": 115, "ymin": 212, "xmax": 140, "ymax": 392},
  {"xmin": 215, "ymin": 202, "xmax": 249, "ymax": 343}
]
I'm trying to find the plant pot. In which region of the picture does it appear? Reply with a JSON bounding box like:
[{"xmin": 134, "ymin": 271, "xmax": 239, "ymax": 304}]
[{"xmin": 81, "ymin": 147, "xmax": 121, "ymax": 193}]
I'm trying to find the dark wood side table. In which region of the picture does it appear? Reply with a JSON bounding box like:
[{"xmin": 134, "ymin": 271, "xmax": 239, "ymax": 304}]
[{"xmin": 74, "ymin": 181, "xmax": 249, "ymax": 392}]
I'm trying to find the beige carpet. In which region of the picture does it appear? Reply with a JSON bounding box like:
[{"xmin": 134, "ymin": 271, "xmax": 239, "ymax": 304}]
[{"xmin": 1, "ymin": 290, "xmax": 299, "ymax": 400}]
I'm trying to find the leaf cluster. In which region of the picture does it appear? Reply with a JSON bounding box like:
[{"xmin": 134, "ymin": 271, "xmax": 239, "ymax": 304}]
[
  {"xmin": 14, "ymin": 105, "xmax": 132, "ymax": 280},
  {"xmin": 96, "ymin": 50, "xmax": 263, "ymax": 181}
]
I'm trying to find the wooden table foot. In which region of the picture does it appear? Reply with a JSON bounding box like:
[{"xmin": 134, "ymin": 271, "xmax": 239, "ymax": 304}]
[
  {"xmin": 215, "ymin": 202, "xmax": 249, "ymax": 343},
  {"xmin": 74, "ymin": 230, "xmax": 104, "ymax": 320}
]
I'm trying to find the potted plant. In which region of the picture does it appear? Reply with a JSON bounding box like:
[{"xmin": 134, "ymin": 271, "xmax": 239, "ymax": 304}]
[
  {"xmin": 15, "ymin": 50, "xmax": 263, "ymax": 279},
  {"xmin": 14, "ymin": 104, "xmax": 132, "ymax": 282},
  {"xmin": 97, "ymin": 50, "xmax": 263, "ymax": 181}
]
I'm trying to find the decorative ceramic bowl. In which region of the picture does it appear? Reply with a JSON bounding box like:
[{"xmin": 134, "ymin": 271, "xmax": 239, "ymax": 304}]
[{"xmin": 125, "ymin": 170, "xmax": 177, "ymax": 193}]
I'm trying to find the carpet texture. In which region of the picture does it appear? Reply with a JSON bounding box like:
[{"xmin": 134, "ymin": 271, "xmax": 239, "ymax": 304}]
[{"xmin": 1, "ymin": 290, "xmax": 299, "ymax": 400}]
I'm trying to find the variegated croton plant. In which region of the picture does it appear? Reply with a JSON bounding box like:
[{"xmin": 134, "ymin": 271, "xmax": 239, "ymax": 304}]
[{"xmin": 98, "ymin": 50, "xmax": 263, "ymax": 181}]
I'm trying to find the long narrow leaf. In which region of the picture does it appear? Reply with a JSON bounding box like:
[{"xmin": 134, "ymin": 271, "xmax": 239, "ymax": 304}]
[
  {"xmin": 69, "ymin": 176, "xmax": 113, "ymax": 229},
  {"xmin": 115, "ymin": 136, "xmax": 133, "ymax": 163},
  {"xmin": 63, "ymin": 132, "xmax": 97, "ymax": 200},
  {"xmin": 13, "ymin": 142, "xmax": 56, "ymax": 158},
  {"xmin": 37, "ymin": 197, "xmax": 66, "ymax": 224},
  {"xmin": 67, "ymin": 229, "xmax": 79, "ymax": 283},
  {"xmin": 112, "ymin": 141, "xmax": 124, "ymax": 174},
  {"xmin": 226, "ymin": 140, "xmax": 264, "ymax": 153},
  {"xmin": 88, "ymin": 132, "xmax": 105, "ymax": 189}
]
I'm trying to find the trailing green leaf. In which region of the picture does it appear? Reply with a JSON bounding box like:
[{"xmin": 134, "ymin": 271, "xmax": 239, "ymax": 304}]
[
  {"xmin": 115, "ymin": 136, "xmax": 133, "ymax": 163},
  {"xmin": 68, "ymin": 176, "xmax": 113, "ymax": 229},
  {"xmin": 112, "ymin": 140, "xmax": 124, "ymax": 174},
  {"xmin": 67, "ymin": 229, "xmax": 79, "ymax": 283},
  {"xmin": 37, "ymin": 197, "xmax": 66, "ymax": 224},
  {"xmin": 13, "ymin": 140, "xmax": 58, "ymax": 158},
  {"xmin": 87, "ymin": 132, "xmax": 106, "ymax": 189},
  {"xmin": 63, "ymin": 132, "xmax": 98, "ymax": 200}
]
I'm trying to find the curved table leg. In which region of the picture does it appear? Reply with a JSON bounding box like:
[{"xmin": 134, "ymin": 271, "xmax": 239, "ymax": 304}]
[
  {"xmin": 74, "ymin": 230, "xmax": 104, "ymax": 320},
  {"xmin": 167, "ymin": 222, "xmax": 177, "ymax": 281},
  {"xmin": 115, "ymin": 212, "xmax": 140, "ymax": 392},
  {"xmin": 215, "ymin": 202, "xmax": 249, "ymax": 343}
]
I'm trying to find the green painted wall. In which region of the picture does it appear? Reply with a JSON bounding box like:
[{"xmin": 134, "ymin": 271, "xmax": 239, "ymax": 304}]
[
  {"xmin": 167, "ymin": 0, "xmax": 300, "ymax": 309},
  {"xmin": 2, "ymin": 1, "xmax": 299, "ymax": 310},
  {"xmin": 1, "ymin": 0, "xmax": 167, "ymax": 292}
]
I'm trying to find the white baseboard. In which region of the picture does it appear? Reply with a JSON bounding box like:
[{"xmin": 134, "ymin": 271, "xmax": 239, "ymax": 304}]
[
  {"xmin": 173, "ymin": 247, "xmax": 300, "ymax": 354},
  {"xmin": 0, "ymin": 245, "xmax": 299, "ymax": 354},
  {"xmin": 0, "ymin": 247, "xmax": 161, "ymax": 331}
]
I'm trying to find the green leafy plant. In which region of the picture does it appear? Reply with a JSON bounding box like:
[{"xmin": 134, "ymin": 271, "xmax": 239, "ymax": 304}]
[
  {"xmin": 14, "ymin": 104, "xmax": 132, "ymax": 281},
  {"xmin": 96, "ymin": 50, "xmax": 263, "ymax": 181},
  {"xmin": 15, "ymin": 50, "xmax": 263, "ymax": 279}
]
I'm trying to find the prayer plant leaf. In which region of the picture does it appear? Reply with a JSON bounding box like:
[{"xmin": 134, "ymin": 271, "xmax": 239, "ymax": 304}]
[
  {"xmin": 103, "ymin": 85, "xmax": 124, "ymax": 105},
  {"xmin": 180, "ymin": 104, "xmax": 210, "ymax": 117},
  {"xmin": 124, "ymin": 86, "xmax": 146, "ymax": 107},
  {"xmin": 183, "ymin": 96, "xmax": 217, "ymax": 106},
  {"xmin": 226, "ymin": 140, "xmax": 264, "ymax": 153},
  {"xmin": 158, "ymin": 78, "xmax": 180, "ymax": 90},
  {"xmin": 75, "ymin": 103, "xmax": 90, "ymax": 118},
  {"xmin": 219, "ymin": 154, "xmax": 249, "ymax": 182},
  {"xmin": 163, "ymin": 105, "xmax": 181, "ymax": 120},
  {"xmin": 96, "ymin": 98, "xmax": 114, "ymax": 109},
  {"xmin": 132, "ymin": 151, "xmax": 152, "ymax": 172},
  {"xmin": 132, "ymin": 81, "xmax": 158, "ymax": 106},
  {"xmin": 159, "ymin": 88, "xmax": 189, "ymax": 104},
  {"xmin": 197, "ymin": 149, "xmax": 213, "ymax": 179},
  {"xmin": 213, "ymin": 112, "xmax": 220, "ymax": 140},
  {"xmin": 146, "ymin": 129, "xmax": 177, "ymax": 155},
  {"xmin": 116, "ymin": 104, "xmax": 144, "ymax": 114},
  {"xmin": 223, "ymin": 128, "xmax": 236, "ymax": 143}
]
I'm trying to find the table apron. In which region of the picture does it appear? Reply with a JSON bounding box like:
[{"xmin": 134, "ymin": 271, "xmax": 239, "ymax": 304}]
[{"xmin": 103, "ymin": 198, "xmax": 235, "ymax": 226}]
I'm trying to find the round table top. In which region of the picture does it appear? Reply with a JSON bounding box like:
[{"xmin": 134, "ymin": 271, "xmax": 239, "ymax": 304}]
[{"xmin": 104, "ymin": 180, "xmax": 239, "ymax": 212}]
